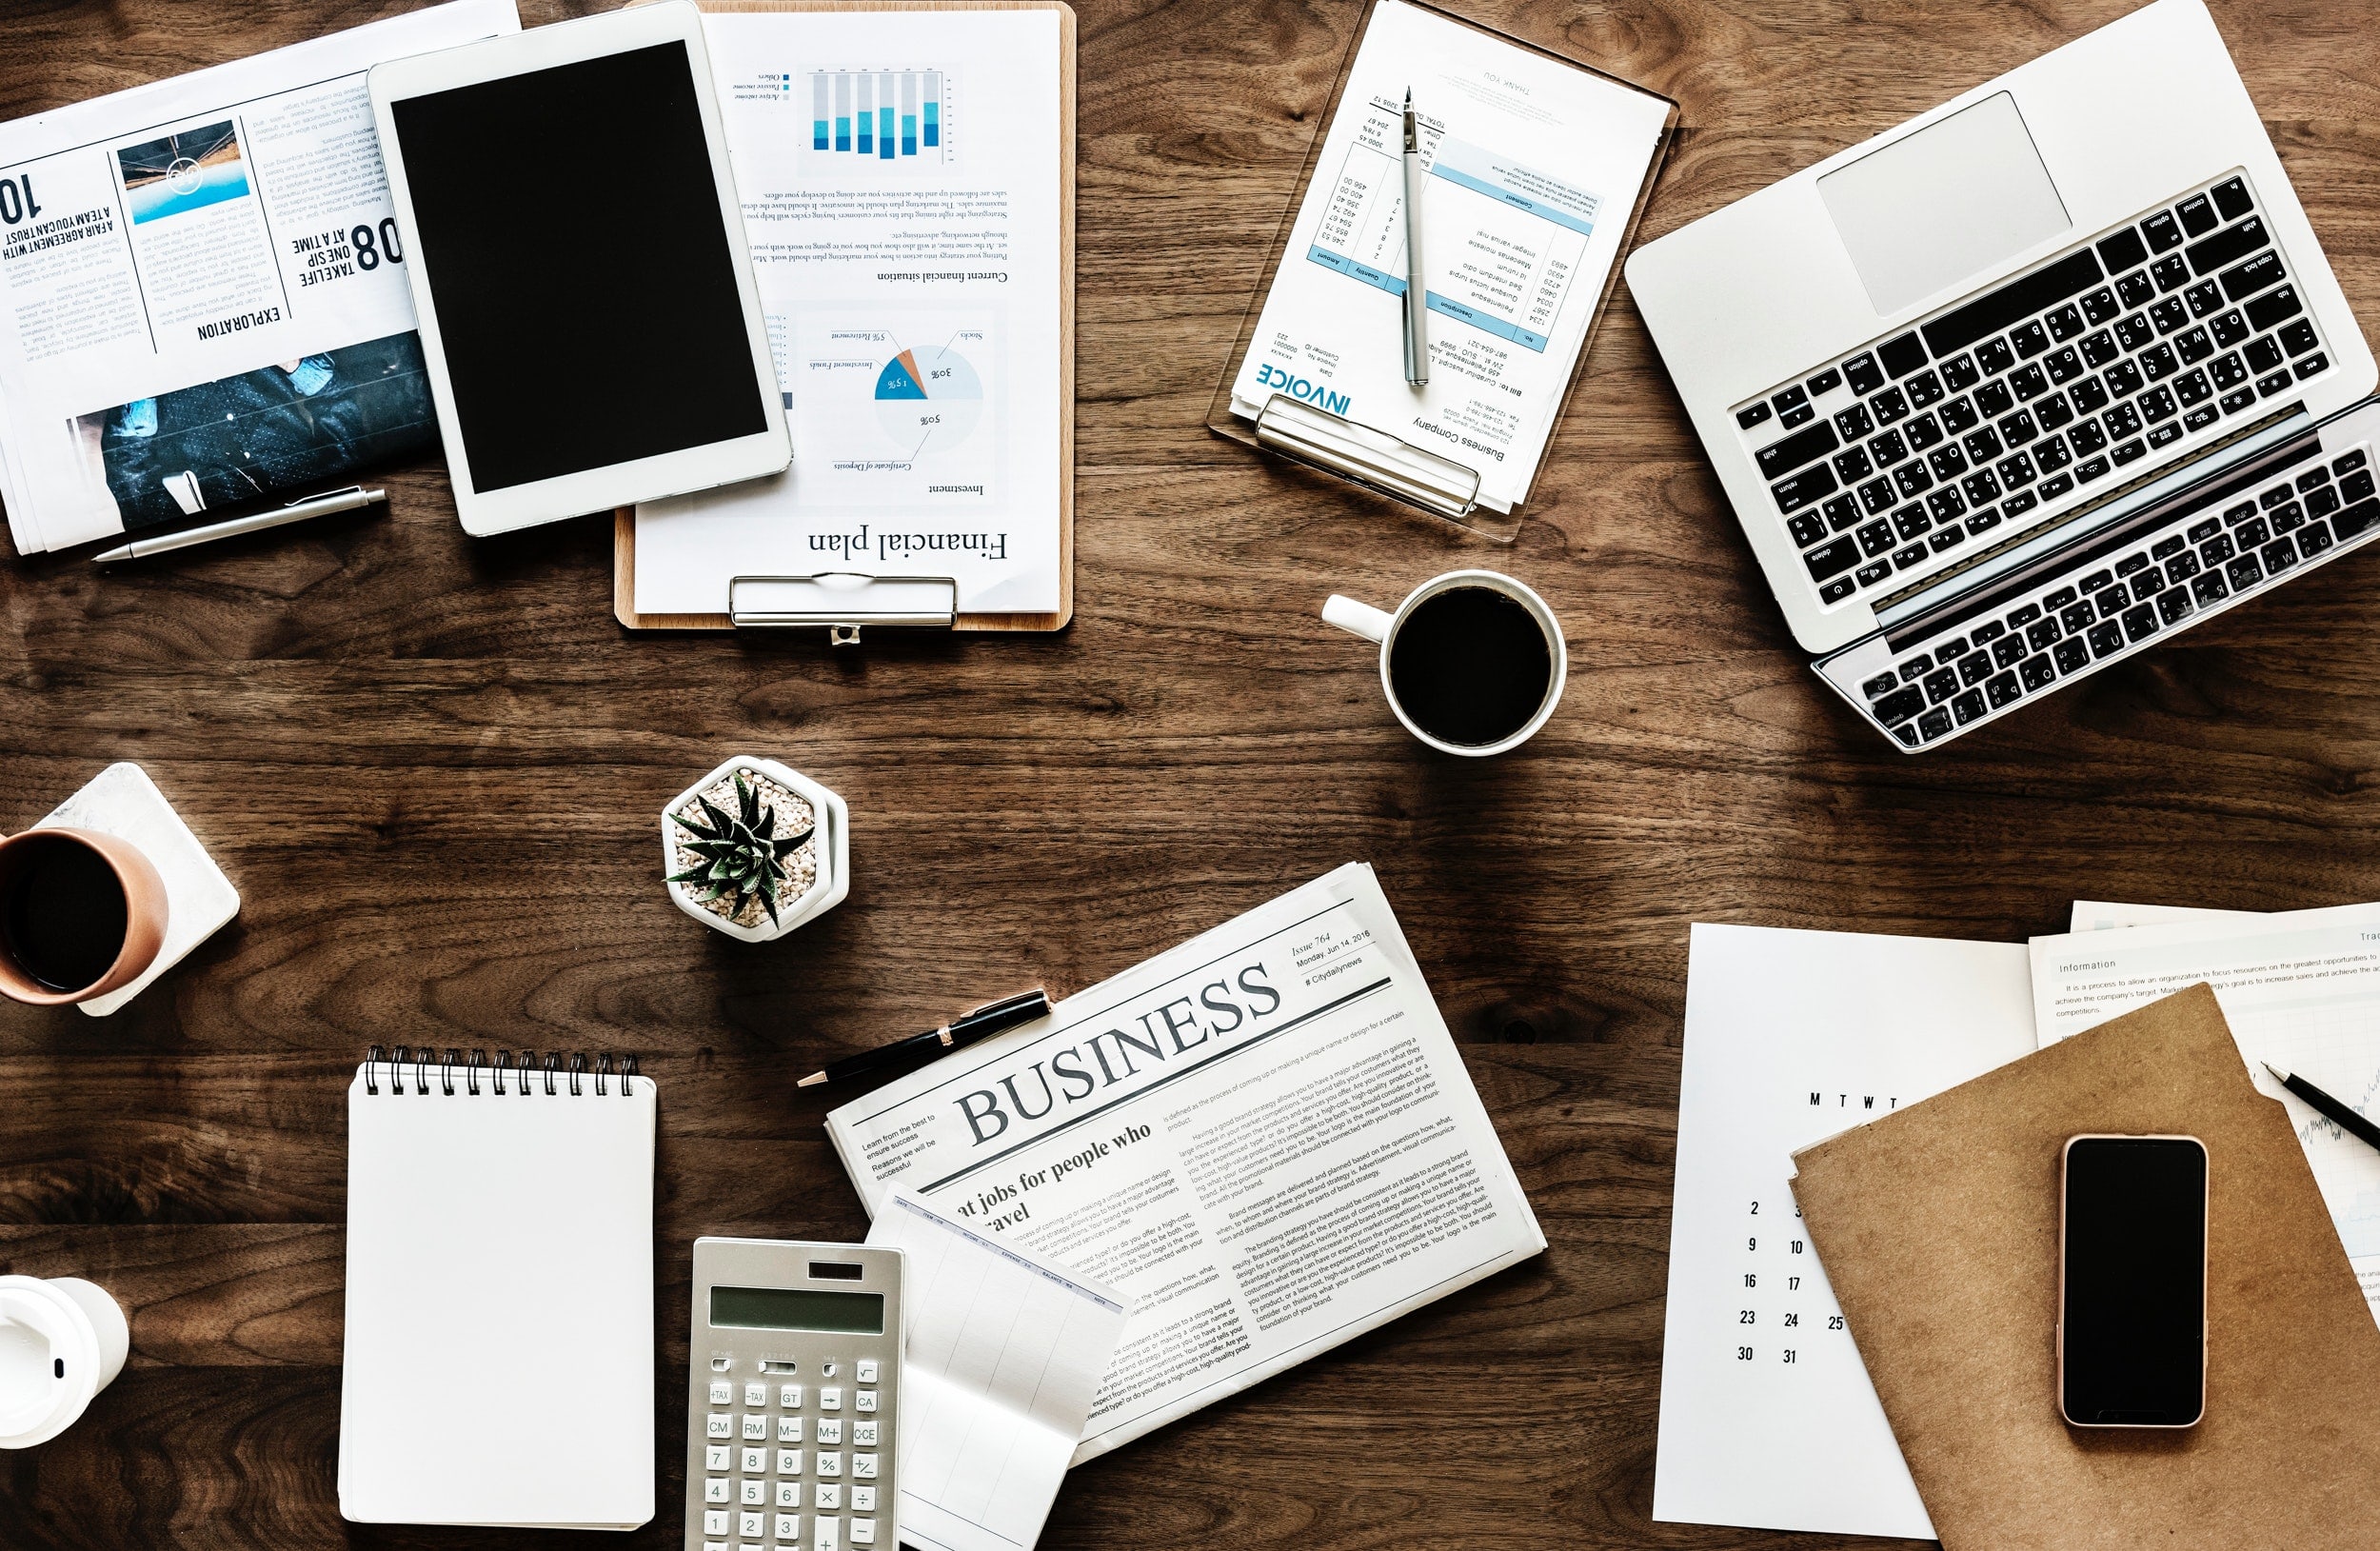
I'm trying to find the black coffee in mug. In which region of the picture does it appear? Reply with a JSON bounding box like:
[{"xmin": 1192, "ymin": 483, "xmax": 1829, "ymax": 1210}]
[
  {"xmin": 2, "ymin": 835, "xmax": 129, "ymax": 992},
  {"xmin": 1387, "ymin": 586, "xmax": 1555, "ymax": 747}
]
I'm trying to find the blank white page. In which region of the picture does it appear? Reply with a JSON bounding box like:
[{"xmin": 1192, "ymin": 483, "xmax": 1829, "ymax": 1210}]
[
  {"xmin": 339, "ymin": 1065, "xmax": 656, "ymax": 1528},
  {"xmin": 867, "ymin": 1191, "xmax": 1126, "ymax": 1551}
]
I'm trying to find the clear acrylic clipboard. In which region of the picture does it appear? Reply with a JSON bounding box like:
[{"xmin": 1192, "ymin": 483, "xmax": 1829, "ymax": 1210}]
[{"xmin": 1205, "ymin": 0, "xmax": 1676, "ymax": 543}]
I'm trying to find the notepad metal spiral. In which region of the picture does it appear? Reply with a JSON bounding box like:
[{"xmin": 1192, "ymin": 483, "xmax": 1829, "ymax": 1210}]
[{"xmin": 363, "ymin": 1045, "xmax": 640, "ymax": 1096}]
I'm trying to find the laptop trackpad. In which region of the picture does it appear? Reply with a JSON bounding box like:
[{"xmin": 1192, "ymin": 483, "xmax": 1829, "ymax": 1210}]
[{"xmin": 1818, "ymin": 92, "xmax": 2070, "ymax": 316}]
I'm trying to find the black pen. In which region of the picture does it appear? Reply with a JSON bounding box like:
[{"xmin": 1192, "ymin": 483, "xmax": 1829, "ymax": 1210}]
[
  {"xmin": 2264, "ymin": 1062, "xmax": 2380, "ymax": 1156},
  {"xmin": 798, "ymin": 989, "xmax": 1051, "ymax": 1088}
]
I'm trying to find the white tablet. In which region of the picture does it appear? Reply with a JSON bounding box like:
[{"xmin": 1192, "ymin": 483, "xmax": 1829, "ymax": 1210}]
[{"xmin": 368, "ymin": 2, "xmax": 788, "ymax": 536}]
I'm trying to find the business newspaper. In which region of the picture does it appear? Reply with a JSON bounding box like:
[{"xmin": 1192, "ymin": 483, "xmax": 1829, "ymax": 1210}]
[
  {"xmin": 0, "ymin": 0, "xmax": 518, "ymax": 555},
  {"xmin": 826, "ymin": 863, "xmax": 1545, "ymax": 1462}
]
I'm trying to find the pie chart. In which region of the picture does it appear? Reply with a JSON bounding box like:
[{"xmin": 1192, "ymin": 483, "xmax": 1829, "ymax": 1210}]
[{"xmin": 874, "ymin": 344, "xmax": 982, "ymax": 456}]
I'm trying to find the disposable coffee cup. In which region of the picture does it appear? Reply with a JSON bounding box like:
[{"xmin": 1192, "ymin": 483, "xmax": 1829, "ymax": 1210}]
[
  {"xmin": 0, "ymin": 1276, "xmax": 129, "ymax": 1449},
  {"xmin": 1322, "ymin": 569, "xmax": 1567, "ymax": 756}
]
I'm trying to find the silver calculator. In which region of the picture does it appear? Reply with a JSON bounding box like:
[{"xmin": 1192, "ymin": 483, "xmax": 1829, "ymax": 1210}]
[{"xmin": 686, "ymin": 1238, "xmax": 902, "ymax": 1551}]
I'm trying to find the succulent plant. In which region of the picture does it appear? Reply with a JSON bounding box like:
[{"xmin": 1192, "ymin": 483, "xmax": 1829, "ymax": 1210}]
[{"xmin": 667, "ymin": 770, "xmax": 815, "ymax": 926}]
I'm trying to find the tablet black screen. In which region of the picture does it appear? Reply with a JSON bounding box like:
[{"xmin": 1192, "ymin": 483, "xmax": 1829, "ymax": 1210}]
[{"xmin": 390, "ymin": 40, "xmax": 768, "ymax": 493}]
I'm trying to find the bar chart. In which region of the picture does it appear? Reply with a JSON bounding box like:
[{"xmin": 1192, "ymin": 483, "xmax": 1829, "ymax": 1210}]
[{"xmin": 809, "ymin": 69, "xmax": 946, "ymax": 163}]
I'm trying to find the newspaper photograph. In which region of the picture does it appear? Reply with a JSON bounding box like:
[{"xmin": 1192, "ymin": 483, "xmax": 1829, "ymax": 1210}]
[
  {"xmin": 827, "ymin": 863, "xmax": 1545, "ymax": 1462},
  {"xmin": 0, "ymin": 0, "xmax": 517, "ymax": 555}
]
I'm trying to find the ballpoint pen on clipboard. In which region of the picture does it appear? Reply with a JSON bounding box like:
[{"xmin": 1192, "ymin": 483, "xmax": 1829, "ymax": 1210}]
[
  {"xmin": 91, "ymin": 485, "xmax": 387, "ymax": 564},
  {"xmin": 1401, "ymin": 87, "xmax": 1429, "ymax": 388}
]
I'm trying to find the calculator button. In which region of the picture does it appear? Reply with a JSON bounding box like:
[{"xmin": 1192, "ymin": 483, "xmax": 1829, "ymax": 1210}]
[
  {"xmin": 852, "ymin": 1454, "xmax": 878, "ymax": 1480},
  {"xmin": 775, "ymin": 1481, "xmax": 802, "ymax": 1508},
  {"xmin": 776, "ymin": 1515, "xmax": 802, "ymax": 1541},
  {"xmin": 817, "ymin": 1451, "xmax": 843, "ymax": 1477},
  {"xmin": 711, "ymin": 1381, "xmax": 734, "ymax": 1404},
  {"xmin": 816, "ymin": 1420, "xmax": 843, "ymax": 1445},
  {"xmin": 704, "ymin": 1543, "xmax": 726, "ymax": 1551},
  {"xmin": 778, "ymin": 1416, "xmax": 804, "ymax": 1443},
  {"xmin": 855, "ymin": 1360, "xmax": 878, "ymax": 1383},
  {"xmin": 742, "ymin": 1511, "xmax": 766, "ymax": 1538},
  {"xmin": 706, "ymin": 1478, "xmax": 732, "ymax": 1503},
  {"xmin": 742, "ymin": 1479, "xmax": 767, "ymax": 1506},
  {"xmin": 706, "ymin": 1509, "xmax": 730, "ymax": 1535},
  {"xmin": 852, "ymin": 1422, "xmax": 878, "ymax": 1447},
  {"xmin": 821, "ymin": 1362, "xmax": 840, "ymax": 1379},
  {"xmin": 743, "ymin": 1447, "xmax": 768, "ymax": 1474},
  {"xmin": 778, "ymin": 1450, "xmax": 803, "ymax": 1476},
  {"xmin": 745, "ymin": 1382, "xmax": 770, "ymax": 1407},
  {"xmin": 820, "ymin": 1387, "xmax": 843, "ymax": 1411},
  {"xmin": 851, "ymin": 1519, "xmax": 876, "ymax": 1545},
  {"xmin": 850, "ymin": 1487, "xmax": 876, "ymax": 1513},
  {"xmin": 708, "ymin": 1413, "xmax": 734, "ymax": 1439},
  {"xmin": 744, "ymin": 1414, "xmax": 770, "ymax": 1440},
  {"xmin": 743, "ymin": 1543, "xmax": 764, "ymax": 1551},
  {"xmin": 855, "ymin": 1390, "xmax": 877, "ymax": 1414},
  {"xmin": 780, "ymin": 1383, "xmax": 804, "ymax": 1409},
  {"xmin": 817, "ymin": 1519, "xmax": 842, "ymax": 1551},
  {"xmin": 816, "ymin": 1484, "xmax": 842, "ymax": 1510},
  {"xmin": 707, "ymin": 1445, "xmax": 731, "ymax": 1471}
]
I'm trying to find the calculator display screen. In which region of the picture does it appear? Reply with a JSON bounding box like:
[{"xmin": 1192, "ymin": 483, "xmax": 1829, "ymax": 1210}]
[{"xmin": 711, "ymin": 1285, "xmax": 884, "ymax": 1334}]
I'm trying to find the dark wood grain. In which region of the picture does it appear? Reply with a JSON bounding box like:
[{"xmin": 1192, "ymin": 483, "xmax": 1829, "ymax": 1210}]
[{"xmin": 3, "ymin": 0, "xmax": 2377, "ymax": 1545}]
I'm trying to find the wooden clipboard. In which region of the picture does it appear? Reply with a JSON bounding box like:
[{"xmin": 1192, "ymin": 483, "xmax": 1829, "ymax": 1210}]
[{"xmin": 613, "ymin": 0, "xmax": 1075, "ymax": 631}]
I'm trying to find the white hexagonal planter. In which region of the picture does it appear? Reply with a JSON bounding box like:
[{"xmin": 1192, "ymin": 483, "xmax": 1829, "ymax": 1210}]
[{"xmin": 662, "ymin": 756, "xmax": 848, "ymax": 943}]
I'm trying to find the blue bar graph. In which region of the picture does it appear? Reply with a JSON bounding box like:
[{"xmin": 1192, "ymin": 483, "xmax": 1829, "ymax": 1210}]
[{"xmin": 807, "ymin": 68, "xmax": 946, "ymax": 163}]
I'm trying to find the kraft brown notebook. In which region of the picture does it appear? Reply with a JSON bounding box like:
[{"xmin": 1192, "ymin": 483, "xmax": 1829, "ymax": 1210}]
[{"xmin": 1790, "ymin": 983, "xmax": 2380, "ymax": 1551}]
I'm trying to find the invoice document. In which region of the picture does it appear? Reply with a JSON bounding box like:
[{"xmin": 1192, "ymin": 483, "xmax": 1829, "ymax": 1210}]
[
  {"xmin": 866, "ymin": 1190, "xmax": 1127, "ymax": 1551},
  {"xmin": 1653, "ymin": 924, "xmax": 2037, "ymax": 1541},
  {"xmin": 635, "ymin": 7, "xmax": 1066, "ymax": 616},
  {"xmin": 2033, "ymin": 903, "xmax": 2380, "ymax": 1322},
  {"xmin": 1224, "ymin": 0, "xmax": 1670, "ymax": 512}
]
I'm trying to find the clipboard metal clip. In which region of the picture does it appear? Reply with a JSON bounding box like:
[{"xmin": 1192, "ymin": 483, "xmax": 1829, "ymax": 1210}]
[
  {"xmin": 728, "ymin": 572, "xmax": 960, "ymax": 645},
  {"xmin": 1253, "ymin": 393, "xmax": 1484, "ymax": 524}
]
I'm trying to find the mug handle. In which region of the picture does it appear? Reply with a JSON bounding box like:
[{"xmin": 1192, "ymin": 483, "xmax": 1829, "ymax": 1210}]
[{"xmin": 1322, "ymin": 594, "xmax": 1395, "ymax": 644}]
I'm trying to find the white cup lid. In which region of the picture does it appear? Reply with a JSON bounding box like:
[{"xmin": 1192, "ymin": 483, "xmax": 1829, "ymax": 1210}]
[{"xmin": 0, "ymin": 1278, "xmax": 101, "ymax": 1448}]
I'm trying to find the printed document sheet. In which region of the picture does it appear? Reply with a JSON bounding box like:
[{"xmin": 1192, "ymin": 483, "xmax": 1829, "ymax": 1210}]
[
  {"xmin": 2033, "ymin": 902, "xmax": 2380, "ymax": 1322},
  {"xmin": 0, "ymin": 0, "xmax": 519, "ymax": 554},
  {"xmin": 827, "ymin": 863, "xmax": 1544, "ymax": 1463},
  {"xmin": 1224, "ymin": 0, "xmax": 1669, "ymax": 511},
  {"xmin": 1654, "ymin": 924, "xmax": 2037, "ymax": 1541},
  {"xmin": 635, "ymin": 8, "xmax": 1065, "ymax": 616},
  {"xmin": 866, "ymin": 1190, "xmax": 1127, "ymax": 1551}
]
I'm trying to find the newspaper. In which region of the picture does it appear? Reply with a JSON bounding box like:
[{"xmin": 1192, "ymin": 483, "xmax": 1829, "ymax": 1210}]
[
  {"xmin": 0, "ymin": 0, "xmax": 519, "ymax": 555},
  {"xmin": 826, "ymin": 863, "xmax": 1545, "ymax": 1463}
]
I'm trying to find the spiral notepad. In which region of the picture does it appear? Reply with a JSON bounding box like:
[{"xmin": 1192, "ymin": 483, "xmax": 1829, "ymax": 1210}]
[{"xmin": 338, "ymin": 1046, "xmax": 657, "ymax": 1529}]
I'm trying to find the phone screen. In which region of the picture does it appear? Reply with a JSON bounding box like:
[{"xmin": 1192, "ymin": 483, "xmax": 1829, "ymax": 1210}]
[{"xmin": 2060, "ymin": 1136, "xmax": 2206, "ymax": 1426}]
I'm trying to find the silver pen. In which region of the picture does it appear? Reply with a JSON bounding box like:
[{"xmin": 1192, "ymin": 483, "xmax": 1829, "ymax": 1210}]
[
  {"xmin": 91, "ymin": 485, "xmax": 387, "ymax": 563},
  {"xmin": 1401, "ymin": 88, "xmax": 1429, "ymax": 387}
]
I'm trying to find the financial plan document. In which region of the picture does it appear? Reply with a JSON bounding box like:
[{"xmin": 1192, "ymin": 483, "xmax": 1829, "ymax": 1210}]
[
  {"xmin": 2034, "ymin": 902, "xmax": 2380, "ymax": 1323},
  {"xmin": 635, "ymin": 8, "xmax": 1065, "ymax": 616},
  {"xmin": 1224, "ymin": 0, "xmax": 1669, "ymax": 512}
]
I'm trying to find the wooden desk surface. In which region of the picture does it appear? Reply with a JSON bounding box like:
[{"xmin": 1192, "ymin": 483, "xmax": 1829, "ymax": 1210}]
[{"xmin": 2, "ymin": 0, "xmax": 2374, "ymax": 1544}]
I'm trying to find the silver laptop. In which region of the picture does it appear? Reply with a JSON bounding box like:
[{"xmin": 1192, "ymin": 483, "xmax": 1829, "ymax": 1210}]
[{"xmin": 1625, "ymin": 0, "xmax": 2378, "ymax": 750}]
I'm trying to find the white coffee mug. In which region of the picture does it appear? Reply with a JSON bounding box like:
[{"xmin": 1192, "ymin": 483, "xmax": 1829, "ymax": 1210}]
[
  {"xmin": 1321, "ymin": 569, "xmax": 1567, "ymax": 756},
  {"xmin": 0, "ymin": 1275, "xmax": 129, "ymax": 1449}
]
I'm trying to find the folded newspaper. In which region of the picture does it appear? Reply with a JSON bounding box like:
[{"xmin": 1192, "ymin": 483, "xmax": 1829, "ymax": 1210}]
[
  {"xmin": 826, "ymin": 862, "xmax": 1546, "ymax": 1462},
  {"xmin": 0, "ymin": 0, "xmax": 519, "ymax": 555}
]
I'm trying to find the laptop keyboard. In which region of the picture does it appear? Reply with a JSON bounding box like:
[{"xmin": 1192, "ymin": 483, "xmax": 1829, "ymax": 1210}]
[
  {"xmin": 1735, "ymin": 173, "xmax": 2331, "ymax": 609},
  {"xmin": 1845, "ymin": 442, "xmax": 2375, "ymax": 747}
]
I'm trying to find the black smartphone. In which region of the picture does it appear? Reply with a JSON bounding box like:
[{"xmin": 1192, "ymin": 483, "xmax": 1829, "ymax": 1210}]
[{"xmin": 2058, "ymin": 1134, "xmax": 2208, "ymax": 1428}]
